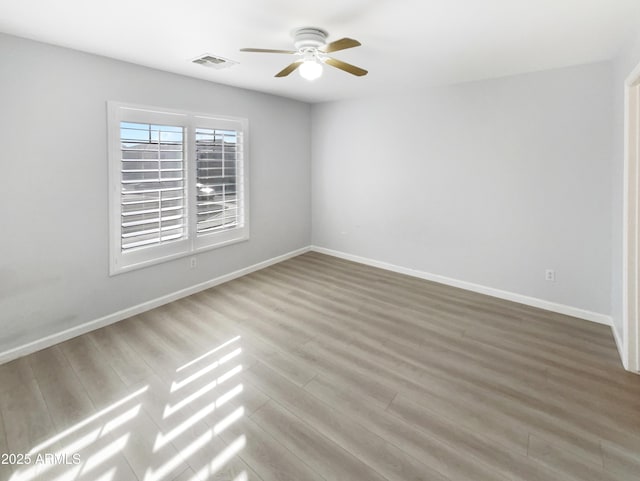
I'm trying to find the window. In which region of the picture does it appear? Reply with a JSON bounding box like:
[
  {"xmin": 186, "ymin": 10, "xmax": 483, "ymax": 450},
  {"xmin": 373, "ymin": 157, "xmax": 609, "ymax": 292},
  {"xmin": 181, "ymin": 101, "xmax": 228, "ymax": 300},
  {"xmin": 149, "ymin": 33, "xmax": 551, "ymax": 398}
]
[{"xmin": 108, "ymin": 102, "xmax": 249, "ymax": 274}]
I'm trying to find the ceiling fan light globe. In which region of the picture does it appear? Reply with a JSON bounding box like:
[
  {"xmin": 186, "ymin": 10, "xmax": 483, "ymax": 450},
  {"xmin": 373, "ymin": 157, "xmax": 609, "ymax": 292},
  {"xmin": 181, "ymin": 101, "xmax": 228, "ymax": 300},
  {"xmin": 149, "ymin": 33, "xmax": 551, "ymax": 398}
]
[{"xmin": 299, "ymin": 60, "xmax": 323, "ymax": 81}]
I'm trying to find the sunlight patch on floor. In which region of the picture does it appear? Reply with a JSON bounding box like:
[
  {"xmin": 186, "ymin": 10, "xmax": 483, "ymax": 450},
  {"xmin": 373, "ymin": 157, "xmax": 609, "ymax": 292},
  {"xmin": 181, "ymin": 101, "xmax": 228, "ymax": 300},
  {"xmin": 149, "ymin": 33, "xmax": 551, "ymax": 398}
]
[
  {"xmin": 215, "ymin": 384, "xmax": 244, "ymax": 408},
  {"xmin": 176, "ymin": 337, "xmax": 241, "ymax": 373},
  {"xmin": 28, "ymin": 387, "xmax": 148, "ymax": 456},
  {"xmin": 187, "ymin": 435, "xmax": 247, "ymax": 481},
  {"xmin": 171, "ymin": 349, "xmax": 242, "ymax": 392},
  {"xmin": 147, "ymin": 335, "xmax": 248, "ymax": 480},
  {"xmin": 8, "ymin": 334, "xmax": 250, "ymax": 481},
  {"xmin": 10, "ymin": 387, "xmax": 148, "ymax": 481},
  {"xmin": 144, "ymin": 431, "xmax": 213, "ymax": 481},
  {"xmin": 213, "ymin": 407, "xmax": 244, "ymax": 435},
  {"xmin": 77, "ymin": 435, "xmax": 129, "ymax": 478}
]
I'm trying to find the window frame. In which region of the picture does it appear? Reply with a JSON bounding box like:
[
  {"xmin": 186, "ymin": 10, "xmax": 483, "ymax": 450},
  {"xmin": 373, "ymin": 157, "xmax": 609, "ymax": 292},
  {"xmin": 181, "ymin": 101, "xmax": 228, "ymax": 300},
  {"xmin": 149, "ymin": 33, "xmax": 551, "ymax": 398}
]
[{"xmin": 107, "ymin": 101, "xmax": 250, "ymax": 275}]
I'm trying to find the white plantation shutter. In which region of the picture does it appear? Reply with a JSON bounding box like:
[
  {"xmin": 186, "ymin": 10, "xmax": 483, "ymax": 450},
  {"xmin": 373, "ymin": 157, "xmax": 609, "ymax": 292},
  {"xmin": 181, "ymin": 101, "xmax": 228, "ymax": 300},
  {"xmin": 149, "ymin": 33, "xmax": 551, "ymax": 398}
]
[
  {"xmin": 108, "ymin": 103, "xmax": 249, "ymax": 274},
  {"xmin": 120, "ymin": 122, "xmax": 186, "ymax": 250},
  {"xmin": 195, "ymin": 128, "xmax": 243, "ymax": 234},
  {"xmin": 192, "ymin": 116, "xmax": 248, "ymax": 251}
]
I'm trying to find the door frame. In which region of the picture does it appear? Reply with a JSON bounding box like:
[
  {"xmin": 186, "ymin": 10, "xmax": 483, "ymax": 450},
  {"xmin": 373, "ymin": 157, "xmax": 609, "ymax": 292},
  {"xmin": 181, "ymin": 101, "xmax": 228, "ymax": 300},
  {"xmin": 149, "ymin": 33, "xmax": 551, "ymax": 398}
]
[{"xmin": 623, "ymin": 62, "xmax": 640, "ymax": 373}]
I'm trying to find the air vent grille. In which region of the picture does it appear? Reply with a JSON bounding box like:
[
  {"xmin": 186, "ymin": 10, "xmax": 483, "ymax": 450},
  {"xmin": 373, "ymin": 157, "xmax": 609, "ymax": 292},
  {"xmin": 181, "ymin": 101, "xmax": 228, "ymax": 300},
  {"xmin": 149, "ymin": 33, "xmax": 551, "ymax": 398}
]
[{"xmin": 192, "ymin": 54, "xmax": 238, "ymax": 69}]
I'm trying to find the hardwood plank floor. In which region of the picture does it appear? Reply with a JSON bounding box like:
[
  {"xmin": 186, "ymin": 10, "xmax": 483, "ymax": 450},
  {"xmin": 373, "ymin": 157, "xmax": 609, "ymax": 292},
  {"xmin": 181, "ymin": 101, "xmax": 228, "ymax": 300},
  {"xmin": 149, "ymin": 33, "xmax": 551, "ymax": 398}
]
[{"xmin": 1, "ymin": 251, "xmax": 639, "ymax": 481}]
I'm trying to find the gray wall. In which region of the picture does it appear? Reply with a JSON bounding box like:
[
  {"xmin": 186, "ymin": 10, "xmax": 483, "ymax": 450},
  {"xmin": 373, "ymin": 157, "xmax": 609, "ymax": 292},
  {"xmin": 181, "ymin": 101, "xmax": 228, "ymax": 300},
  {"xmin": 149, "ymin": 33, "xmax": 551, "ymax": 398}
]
[
  {"xmin": 0, "ymin": 30, "xmax": 628, "ymax": 357},
  {"xmin": 0, "ymin": 33, "xmax": 311, "ymax": 353},
  {"xmin": 611, "ymin": 31, "xmax": 640, "ymax": 341},
  {"xmin": 312, "ymin": 62, "xmax": 613, "ymax": 315}
]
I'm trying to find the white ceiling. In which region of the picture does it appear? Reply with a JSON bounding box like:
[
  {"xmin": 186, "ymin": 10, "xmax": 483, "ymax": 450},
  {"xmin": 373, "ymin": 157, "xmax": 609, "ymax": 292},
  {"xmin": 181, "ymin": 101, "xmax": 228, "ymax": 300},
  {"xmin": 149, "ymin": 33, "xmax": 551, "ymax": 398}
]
[{"xmin": 1, "ymin": 0, "xmax": 639, "ymax": 103}]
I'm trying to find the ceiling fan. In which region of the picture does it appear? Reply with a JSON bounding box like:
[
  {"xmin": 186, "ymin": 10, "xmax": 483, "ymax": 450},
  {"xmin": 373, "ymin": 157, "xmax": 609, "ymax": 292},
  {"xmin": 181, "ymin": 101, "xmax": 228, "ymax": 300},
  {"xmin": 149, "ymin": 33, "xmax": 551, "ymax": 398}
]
[{"xmin": 240, "ymin": 27, "xmax": 368, "ymax": 81}]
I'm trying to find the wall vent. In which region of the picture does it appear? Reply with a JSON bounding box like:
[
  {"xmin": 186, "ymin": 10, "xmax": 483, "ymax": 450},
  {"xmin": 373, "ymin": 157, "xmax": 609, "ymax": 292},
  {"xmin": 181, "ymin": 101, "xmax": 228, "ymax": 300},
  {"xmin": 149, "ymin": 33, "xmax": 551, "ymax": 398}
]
[{"xmin": 192, "ymin": 53, "xmax": 238, "ymax": 69}]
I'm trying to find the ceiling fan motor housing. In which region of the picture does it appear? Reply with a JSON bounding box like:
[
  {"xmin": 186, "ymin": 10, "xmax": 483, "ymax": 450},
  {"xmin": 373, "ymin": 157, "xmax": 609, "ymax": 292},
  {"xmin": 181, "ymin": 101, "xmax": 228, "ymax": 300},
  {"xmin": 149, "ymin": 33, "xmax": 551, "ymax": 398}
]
[{"xmin": 293, "ymin": 27, "xmax": 328, "ymax": 51}]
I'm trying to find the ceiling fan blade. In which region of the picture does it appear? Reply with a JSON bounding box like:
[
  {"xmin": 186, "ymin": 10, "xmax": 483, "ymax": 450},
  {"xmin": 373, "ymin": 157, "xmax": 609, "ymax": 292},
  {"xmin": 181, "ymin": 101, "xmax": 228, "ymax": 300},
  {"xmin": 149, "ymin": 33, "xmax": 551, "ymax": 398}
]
[
  {"xmin": 321, "ymin": 38, "xmax": 361, "ymax": 53},
  {"xmin": 275, "ymin": 61, "xmax": 303, "ymax": 77},
  {"xmin": 240, "ymin": 48, "xmax": 296, "ymax": 54},
  {"xmin": 324, "ymin": 57, "xmax": 368, "ymax": 76}
]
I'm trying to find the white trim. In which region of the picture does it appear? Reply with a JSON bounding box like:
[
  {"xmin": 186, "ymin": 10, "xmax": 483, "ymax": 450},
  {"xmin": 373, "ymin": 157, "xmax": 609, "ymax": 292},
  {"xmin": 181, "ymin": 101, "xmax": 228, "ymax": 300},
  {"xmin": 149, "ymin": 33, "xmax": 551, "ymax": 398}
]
[
  {"xmin": 1, "ymin": 244, "xmax": 621, "ymax": 366},
  {"xmin": 0, "ymin": 247, "xmax": 310, "ymax": 365},
  {"xmin": 107, "ymin": 101, "xmax": 250, "ymax": 276},
  {"xmin": 622, "ymin": 61, "xmax": 640, "ymax": 373},
  {"xmin": 311, "ymin": 246, "xmax": 612, "ymax": 326},
  {"xmin": 612, "ymin": 323, "xmax": 629, "ymax": 371}
]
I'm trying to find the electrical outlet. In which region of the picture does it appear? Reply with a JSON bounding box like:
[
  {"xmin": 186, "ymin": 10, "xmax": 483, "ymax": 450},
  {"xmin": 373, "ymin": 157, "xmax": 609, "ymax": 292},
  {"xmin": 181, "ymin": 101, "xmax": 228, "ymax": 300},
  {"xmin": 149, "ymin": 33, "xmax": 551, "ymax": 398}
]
[
  {"xmin": 545, "ymin": 269, "xmax": 555, "ymax": 282},
  {"xmin": 190, "ymin": 257, "xmax": 197, "ymax": 269}
]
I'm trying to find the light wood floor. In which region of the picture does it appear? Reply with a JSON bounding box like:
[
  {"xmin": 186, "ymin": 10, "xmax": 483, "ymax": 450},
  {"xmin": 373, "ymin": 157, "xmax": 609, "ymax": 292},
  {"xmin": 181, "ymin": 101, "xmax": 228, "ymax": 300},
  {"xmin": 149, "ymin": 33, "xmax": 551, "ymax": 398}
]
[{"xmin": 1, "ymin": 252, "xmax": 639, "ymax": 481}]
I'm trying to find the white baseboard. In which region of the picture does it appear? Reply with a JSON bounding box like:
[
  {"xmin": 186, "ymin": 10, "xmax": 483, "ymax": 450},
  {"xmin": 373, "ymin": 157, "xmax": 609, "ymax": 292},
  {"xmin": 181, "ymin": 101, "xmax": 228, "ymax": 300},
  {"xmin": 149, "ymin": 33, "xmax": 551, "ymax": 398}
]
[
  {"xmin": 0, "ymin": 246, "xmax": 310, "ymax": 365},
  {"xmin": 611, "ymin": 323, "xmax": 628, "ymax": 370},
  {"xmin": 1, "ymin": 244, "xmax": 616, "ymax": 366},
  {"xmin": 311, "ymin": 246, "xmax": 612, "ymax": 327}
]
